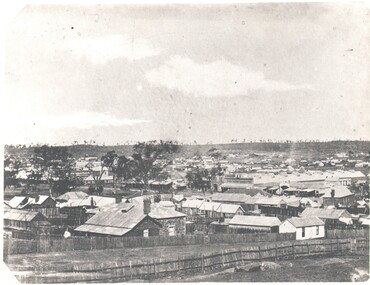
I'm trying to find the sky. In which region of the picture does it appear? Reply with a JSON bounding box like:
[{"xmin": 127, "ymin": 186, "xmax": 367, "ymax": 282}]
[{"xmin": 2, "ymin": 2, "xmax": 370, "ymax": 145}]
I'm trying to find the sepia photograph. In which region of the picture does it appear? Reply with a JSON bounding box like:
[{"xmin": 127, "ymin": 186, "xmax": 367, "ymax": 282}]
[{"xmin": 1, "ymin": 1, "xmax": 370, "ymax": 283}]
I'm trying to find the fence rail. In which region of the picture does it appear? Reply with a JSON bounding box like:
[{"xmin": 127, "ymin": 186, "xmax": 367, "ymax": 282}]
[
  {"xmin": 6, "ymin": 228, "xmax": 368, "ymax": 256},
  {"xmin": 14, "ymin": 237, "xmax": 369, "ymax": 284},
  {"xmin": 5, "ymin": 232, "xmax": 295, "ymax": 255}
]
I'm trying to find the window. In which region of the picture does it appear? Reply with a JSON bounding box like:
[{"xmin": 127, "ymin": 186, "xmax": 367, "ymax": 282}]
[
  {"xmin": 143, "ymin": 229, "xmax": 149, "ymax": 238},
  {"xmin": 316, "ymin": 226, "xmax": 320, "ymax": 235},
  {"xmin": 302, "ymin": 227, "xmax": 305, "ymax": 238},
  {"xmin": 168, "ymin": 226, "xmax": 175, "ymax": 236}
]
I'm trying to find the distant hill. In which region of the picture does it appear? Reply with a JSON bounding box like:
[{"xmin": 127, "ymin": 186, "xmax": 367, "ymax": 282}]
[{"xmin": 4, "ymin": 141, "xmax": 370, "ymax": 161}]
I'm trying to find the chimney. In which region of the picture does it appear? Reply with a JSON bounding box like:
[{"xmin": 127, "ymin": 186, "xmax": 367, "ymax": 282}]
[
  {"xmin": 35, "ymin": 195, "xmax": 40, "ymax": 203},
  {"xmin": 90, "ymin": 197, "xmax": 94, "ymax": 207},
  {"xmin": 331, "ymin": 189, "xmax": 335, "ymax": 206},
  {"xmin": 115, "ymin": 195, "xmax": 122, "ymax": 204},
  {"xmin": 143, "ymin": 198, "xmax": 151, "ymax": 215}
]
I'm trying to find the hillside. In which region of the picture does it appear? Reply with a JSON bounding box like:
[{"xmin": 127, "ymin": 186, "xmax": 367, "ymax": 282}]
[{"xmin": 4, "ymin": 141, "xmax": 370, "ymax": 160}]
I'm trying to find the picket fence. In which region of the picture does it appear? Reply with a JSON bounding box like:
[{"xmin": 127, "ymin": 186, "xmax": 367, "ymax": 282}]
[
  {"xmin": 5, "ymin": 232, "xmax": 295, "ymax": 255},
  {"xmin": 15, "ymin": 237, "xmax": 369, "ymax": 284}
]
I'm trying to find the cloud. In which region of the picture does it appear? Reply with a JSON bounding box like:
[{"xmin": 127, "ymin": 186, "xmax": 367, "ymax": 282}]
[
  {"xmin": 68, "ymin": 34, "xmax": 161, "ymax": 64},
  {"xmin": 6, "ymin": 111, "xmax": 151, "ymax": 130},
  {"xmin": 145, "ymin": 56, "xmax": 313, "ymax": 97}
]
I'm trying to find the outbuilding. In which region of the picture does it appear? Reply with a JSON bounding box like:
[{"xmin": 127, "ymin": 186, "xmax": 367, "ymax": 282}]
[
  {"xmin": 279, "ymin": 217, "xmax": 325, "ymax": 240},
  {"xmin": 228, "ymin": 215, "xmax": 281, "ymax": 233}
]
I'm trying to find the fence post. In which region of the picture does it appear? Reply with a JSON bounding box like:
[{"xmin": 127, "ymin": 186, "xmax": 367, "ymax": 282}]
[
  {"xmin": 240, "ymin": 250, "xmax": 244, "ymax": 264},
  {"xmin": 258, "ymin": 246, "xmax": 262, "ymax": 261},
  {"xmin": 178, "ymin": 256, "xmax": 180, "ymax": 273},
  {"xmin": 307, "ymin": 243, "xmax": 310, "ymax": 256},
  {"xmin": 129, "ymin": 260, "xmax": 133, "ymax": 278},
  {"xmin": 275, "ymin": 244, "xmax": 278, "ymax": 260},
  {"xmin": 201, "ymin": 254, "xmax": 204, "ymax": 272},
  {"xmin": 331, "ymin": 239, "xmax": 333, "ymax": 252},
  {"xmin": 3, "ymin": 235, "xmax": 9, "ymax": 263},
  {"xmin": 222, "ymin": 250, "xmax": 225, "ymax": 267},
  {"xmin": 292, "ymin": 243, "xmax": 295, "ymax": 260},
  {"xmin": 153, "ymin": 259, "xmax": 156, "ymax": 276},
  {"xmin": 337, "ymin": 238, "xmax": 339, "ymax": 253}
]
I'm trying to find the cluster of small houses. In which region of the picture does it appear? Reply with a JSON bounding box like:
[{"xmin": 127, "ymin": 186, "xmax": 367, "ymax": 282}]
[{"xmin": 4, "ymin": 184, "xmax": 369, "ymax": 241}]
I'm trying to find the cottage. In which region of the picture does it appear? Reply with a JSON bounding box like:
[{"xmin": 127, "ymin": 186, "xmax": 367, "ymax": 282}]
[
  {"xmin": 56, "ymin": 191, "xmax": 89, "ymax": 202},
  {"xmin": 181, "ymin": 199, "xmax": 204, "ymax": 215},
  {"xmin": 216, "ymin": 204, "xmax": 245, "ymax": 218},
  {"xmin": 279, "ymin": 217, "xmax": 325, "ymax": 240},
  {"xmin": 9, "ymin": 195, "xmax": 56, "ymax": 209},
  {"xmin": 228, "ymin": 215, "xmax": 281, "ymax": 233},
  {"xmin": 254, "ymin": 196, "xmax": 302, "ymax": 220},
  {"xmin": 149, "ymin": 204, "xmax": 187, "ymax": 236},
  {"xmin": 198, "ymin": 202, "xmax": 222, "ymax": 218},
  {"xmin": 171, "ymin": 194, "xmax": 186, "ymax": 210},
  {"xmin": 4, "ymin": 209, "xmax": 51, "ymax": 236},
  {"xmin": 58, "ymin": 195, "xmax": 117, "ymax": 226},
  {"xmin": 320, "ymin": 186, "xmax": 355, "ymax": 207},
  {"xmin": 300, "ymin": 208, "xmax": 352, "ymax": 228},
  {"xmin": 74, "ymin": 200, "xmax": 162, "ymax": 237}
]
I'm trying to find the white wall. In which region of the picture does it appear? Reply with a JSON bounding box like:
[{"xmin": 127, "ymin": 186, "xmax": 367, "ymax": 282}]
[
  {"xmin": 279, "ymin": 220, "xmax": 296, "ymax": 234},
  {"xmin": 280, "ymin": 222, "xmax": 325, "ymax": 240},
  {"xmin": 296, "ymin": 225, "xmax": 325, "ymax": 240}
]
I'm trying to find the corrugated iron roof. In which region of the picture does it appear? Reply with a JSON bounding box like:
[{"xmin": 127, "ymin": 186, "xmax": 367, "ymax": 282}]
[
  {"xmin": 216, "ymin": 204, "xmax": 244, "ymax": 214},
  {"xmin": 74, "ymin": 203, "xmax": 157, "ymax": 236},
  {"xmin": 229, "ymin": 215, "xmax": 281, "ymax": 227},
  {"xmin": 321, "ymin": 186, "xmax": 354, "ymax": 198},
  {"xmin": 182, "ymin": 199, "xmax": 204, "ymax": 209},
  {"xmin": 211, "ymin": 193, "xmax": 250, "ymax": 203},
  {"xmin": 149, "ymin": 205, "xmax": 186, "ymax": 220},
  {"xmin": 4, "ymin": 209, "xmax": 46, "ymax": 222},
  {"xmin": 198, "ymin": 202, "xmax": 221, "ymax": 211},
  {"xmin": 286, "ymin": 217, "xmax": 325, "ymax": 228},
  {"xmin": 301, "ymin": 208, "xmax": 350, "ymax": 220},
  {"xmin": 56, "ymin": 191, "xmax": 89, "ymax": 201}
]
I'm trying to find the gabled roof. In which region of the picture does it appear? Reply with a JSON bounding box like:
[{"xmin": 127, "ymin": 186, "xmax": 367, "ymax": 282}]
[
  {"xmin": 4, "ymin": 209, "xmax": 48, "ymax": 222},
  {"xmin": 8, "ymin": 196, "xmax": 28, "ymax": 208},
  {"xmin": 58, "ymin": 195, "xmax": 116, "ymax": 208},
  {"xmin": 321, "ymin": 186, "xmax": 354, "ymax": 198},
  {"xmin": 229, "ymin": 215, "xmax": 281, "ymax": 227},
  {"xmin": 301, "ymin": 208, "xmax": 350, "ymax": 220},
  {"xmin": 56, "ymin": 191, "xmax": 89, "ymax": 201},
  {"xmin": 172, "ymin": 194, "xmax": 186, "ymax": 203},
  {"xmin": 255, "ymin": 196, "xmax": 285, "ymax": 206},
  {"xmin": 286, "ymin": 217, "xmax": 325, "ymax": 228},
  {"xmin": 149, "ymin": 205, "xmax": 186, "ymax": 220},
  {"xmin": 8, "ymin": 195, "xmax": 55, "ymax": 208},
  {"xmin": 211, "ymin": 193, "xmax": 250, "ymax": 203},
  {"xmin": 182, "ymin": 199, "xmax": 204, "ymax": 209},
  {"xmin": 74, "ymin": 203, "xmax": 161, "ymax": 236},
  {"xmin": 158, "ymin": 201, "xmax": 175, "ymax": 207},
  {"xmin": 216, "ymin": 204, "xmax": 245, "ymax": 214},
  {"xmin": 198, "ymin": 202, "xmax": 222, "ymax": 211}
]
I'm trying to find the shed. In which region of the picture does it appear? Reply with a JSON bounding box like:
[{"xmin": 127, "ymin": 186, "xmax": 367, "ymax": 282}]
[
  {"xmin": 279, "ymin": 217, "xmax": 325, "ymax": 240},
  {"xmin": 228, "ymin": 215, "xmax": 281, "ymax": 233},
  {"xmin": 149, "ymin": 204, "xmax": 187, "ymax": 236}
]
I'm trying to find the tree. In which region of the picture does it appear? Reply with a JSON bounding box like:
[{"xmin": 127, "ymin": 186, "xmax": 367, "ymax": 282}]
[
  {"xmin": 31, "ymin": 145, "xmax": 75, "ymax": 196},
  {"xmin": 129, "ymin": 140, "xmax": 179, "ymax": 192},
  {"xmin": 86, "ymin": 150, "xmax": 118, "ymax": 195},
  {"xmin": 4, "ymin": 156, "xmax": 22, "ymax": 189}
]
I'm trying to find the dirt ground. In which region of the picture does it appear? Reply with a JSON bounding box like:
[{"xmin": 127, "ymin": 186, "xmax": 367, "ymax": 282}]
[
  {"xmin": 8, "ymin": 242, "xmax": 271, "ymax": 272},
  {"xmin": 152, "ymin": 255, "xmax": 369, "ymax": 283}
]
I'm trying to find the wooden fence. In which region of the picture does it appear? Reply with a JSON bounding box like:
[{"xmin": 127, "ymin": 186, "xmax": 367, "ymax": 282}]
[
  {"xmin": 326, "ymin": 228, "xmax": 369, "ymax": 239},
  {"xmin": 5, "ymin": 232, "xmax": 295, "ymax": 255},
  {"xmin": 15, "ymin": 237, "xmax": 369, "ymax": 283}
]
